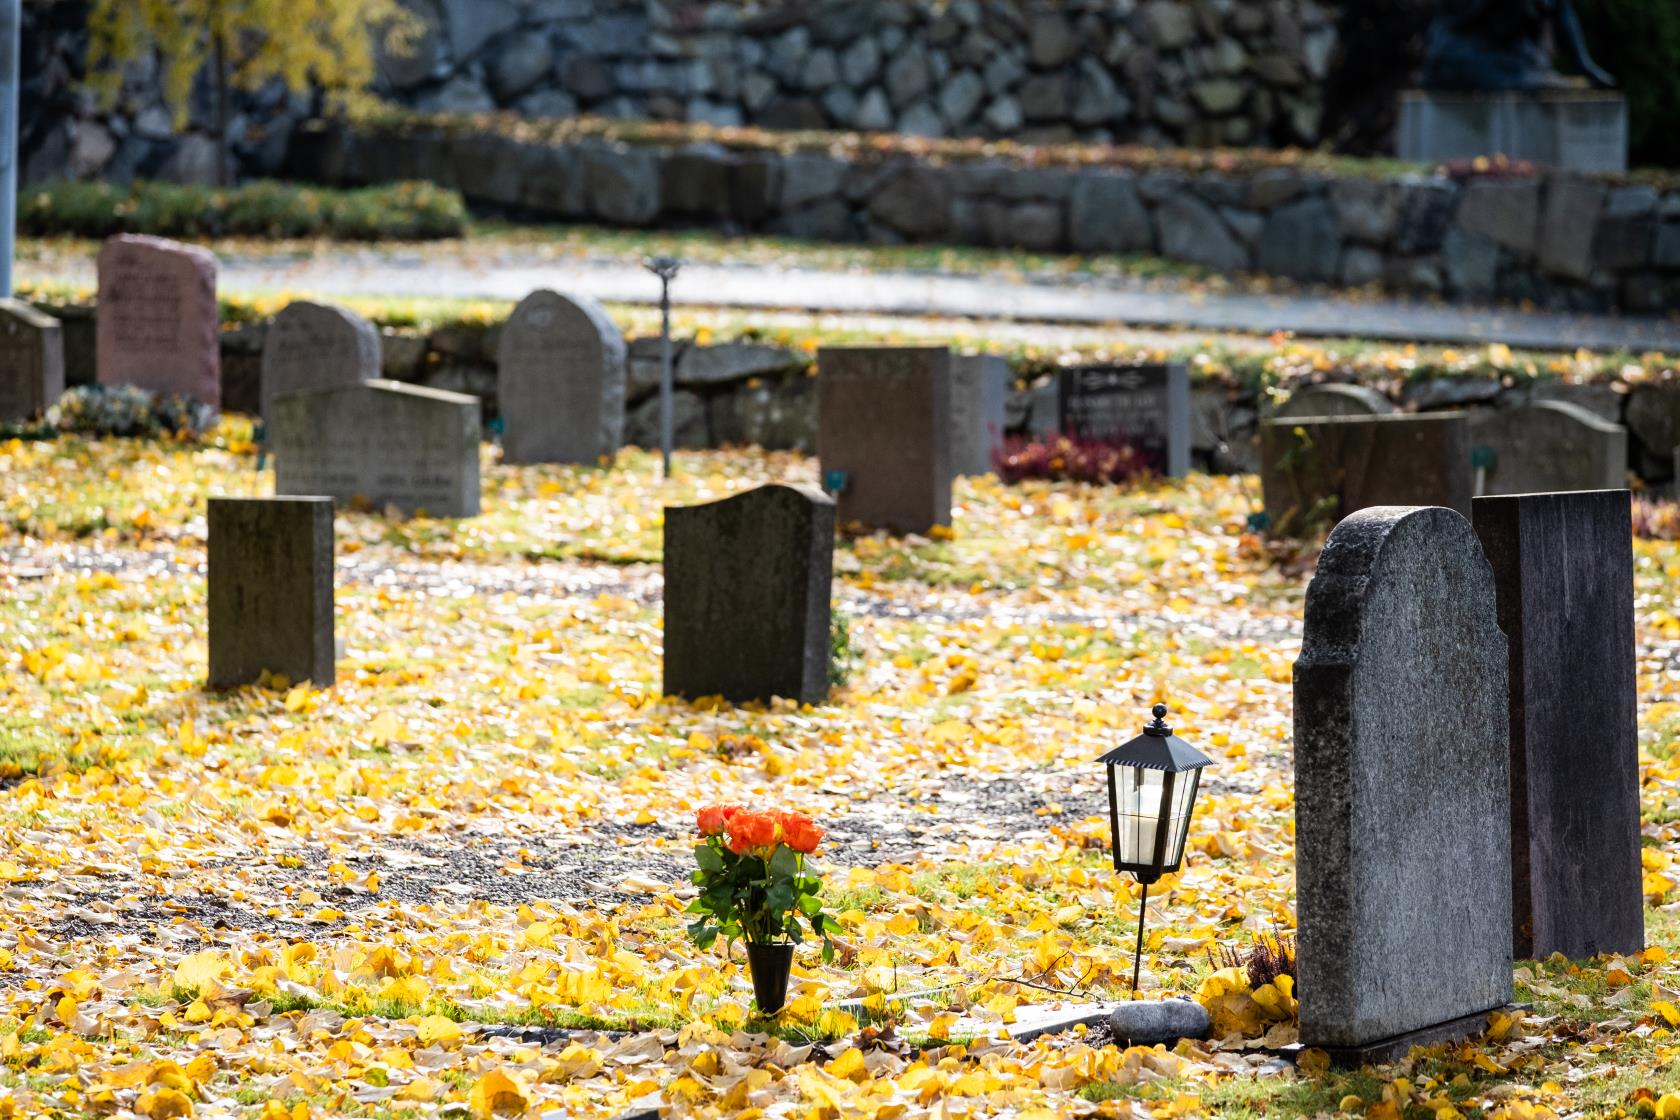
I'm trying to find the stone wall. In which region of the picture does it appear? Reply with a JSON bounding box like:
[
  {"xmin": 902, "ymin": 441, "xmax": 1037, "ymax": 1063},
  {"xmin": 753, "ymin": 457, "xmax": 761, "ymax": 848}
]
[
  {"xmin": 19, "ymin": 0, "xmax": 1343, "ymax": 186},
  {"xmin": 38, "ymin": 303, "xmax": 1680, "ymax": 485},
  {"xmin": 295, "ymin": 120, "xmax": 1680, "ymax": 314}
]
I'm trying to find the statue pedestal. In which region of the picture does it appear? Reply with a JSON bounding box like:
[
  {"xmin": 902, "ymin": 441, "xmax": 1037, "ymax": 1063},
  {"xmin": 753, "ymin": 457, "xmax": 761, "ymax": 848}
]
[{"xmin": 1397, "ymin": 90, "xmax": 1627, "ymax": 172}]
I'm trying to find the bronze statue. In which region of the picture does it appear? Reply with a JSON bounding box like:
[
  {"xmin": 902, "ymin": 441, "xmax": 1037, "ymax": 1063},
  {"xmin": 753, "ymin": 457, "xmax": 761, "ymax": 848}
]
[{"xmin": 1421, "ymin": 0, "xmax": 1614, "ymax": 91}]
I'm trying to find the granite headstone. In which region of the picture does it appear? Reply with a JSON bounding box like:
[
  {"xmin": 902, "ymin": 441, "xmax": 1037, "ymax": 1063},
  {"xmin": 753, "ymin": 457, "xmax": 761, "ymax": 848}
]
[
  {"xmin": 663, "ymin": 484, "xmax": 835, "ymax": 705},
  {"xmin": 208, "ymin": 497, "xmax": 335, "ymax": 689},
  {"xmin": 497, "ymin": 289, "xmax": 627, "ymax": 464},
  {"xmin": 1260, "ymin": 413, "xmax": 1473, "ymax": 534},
  {"xmin": 949, "ymin": 354, "xmax": 1010, "ymax": 476},
  {"xmin": 1473, "ymin": 489, "xmax": 1643, "ymax": 960},
  {"xmin": 1469, "ymin": 401, "xmax": 1626, "ymax": 496},
  {"xmin": 96, "ymin": 234, "xmax": 221, "ymax": 407},
  {"xmin": 1274, "ymin": 383, "xmax": 1396, "ymax": 419},
  {"xmin": 271, "ymin": 380, "xmax": 482, "ymax": 518},
  {"xmin": 0, "ymin": 300, "xmax": 64, "ymax": 422},
  {"xmin": 1057, "ymin": 364, "xmax": 1191, "ymax": 477},
  {"xmin": 260, "ymin": 301, "xmax": 381, "ymax": 422},
  {"xmin": 818, "ymin": 347, "xmax": 952, "ymax": 534},
  {"xmin": 1295, "ymin": 505, "xmax": 1512, "ymax": 1058}
]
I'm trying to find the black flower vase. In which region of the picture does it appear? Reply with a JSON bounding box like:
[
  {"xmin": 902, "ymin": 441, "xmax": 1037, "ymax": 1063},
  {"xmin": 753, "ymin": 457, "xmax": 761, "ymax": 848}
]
[{"xmin": 745, "ymin": 942, "xmax": 795, "ymax": 1014}]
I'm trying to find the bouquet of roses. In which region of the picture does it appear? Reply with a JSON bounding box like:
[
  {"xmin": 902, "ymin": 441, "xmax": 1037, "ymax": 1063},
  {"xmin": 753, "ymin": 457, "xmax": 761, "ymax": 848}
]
[{"xmin": 686, "ymin": 804, "xmax": 842, "ymax": 963}]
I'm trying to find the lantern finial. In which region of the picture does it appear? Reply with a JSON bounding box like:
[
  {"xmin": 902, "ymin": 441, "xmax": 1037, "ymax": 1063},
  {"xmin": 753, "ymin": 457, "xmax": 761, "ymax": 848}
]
[{"xmin": 1145, "ymin": 704, "xmax": 1171, "ymax": 737}]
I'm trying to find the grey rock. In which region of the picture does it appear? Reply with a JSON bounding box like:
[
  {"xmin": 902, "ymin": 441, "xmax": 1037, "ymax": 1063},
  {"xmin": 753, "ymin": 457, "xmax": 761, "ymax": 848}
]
[
  {"xmin": 983, "ymin": 49, "xmax": 1026, "ymax": 95},
  {"xmin": 853, "ymin": 87, "xmax": 894, "ymax": 131},
  {"xmin": 803, "ymin": 46, "xmax": 841, "ymax": 91},
  {"xmin": 1108, "ymin": 1000, "xmax": 1211, "ymax": 1045},
  {"xmin": 208, "ymin": 498, "xmax": 335, "ymax": 689},
  {"xmin": 1221, "ymin": 207, "xmax": 1264, "ymax": 248},
  {"xmin": 821, "ymin": 86, "xmax": 859, "ymax": 127},
  {"xmin": 983, "ymin": 95, "xmax": 1024, "ymax": 133},
  {"xmin": 583, "ymin": 146, "xmax": 660, "ymax": 226},
  {"xmin": 439, "ymin": 0, "xmax": 519, "ymax": 61},
  {"xmin": 1139, "ymin": 0, "xmax": 1197, "ymax": 48},
  {"xmin": 886, "ymin": 45, "xmax": 933, "ymax": 107},
  {"xmin": 561, "ymin": 55, "xmax": 616, "ymax": 101},
  {"xmin": 1537, "ymin": 177, "xmax": 1605, "ymax": 281},
  {"xmin": 518, "ymin": 88, "xmax": 580, "ymax": 118},
  {"xmin": 768, "ymin": 26, "xmax": 811, "ymax": 83},
  {"xmin": 1068, "ymin": 173, "xmax": 1152, "ymax": 254},
  {"xmin": 841, "ymin": 36, "xmax": 882, "ymax": 87},
  {"xmin": 1257, "ymin": 196, "xmax": 1342, "ymax": 283},
  {"xmin": 1156, "ymin": 195, "xmax": 1248, "ymax": 272},
  {"xmin": 742, "ymin": 71, "xmax": 778, "ymax": 114},
  {"xmin": 940, "ymin": 70, "xmax": 986, "ymax": 127},
  {"xmin": 377, "ymin": 0, "xmax": 447, "ymax": 88},
  {"xmin": 1245, "ymin": 168, "xmax": 1305, "ymax": 210},
  {"xmin": 626, "ymin": 388, "xmax": 708, "ymax": 449},
  {"xmin": 687, "ymin": 99, "xmax": 743, "ymax": 128},
  {"xmin": 68, "ymin": 122, "xmax": 116, "ymax": 179},
  {"xmin": 1339, "ymin": 245, "xmax": 1386, "ymax": 286},
  {"xmin": 416, "ymin": 74, "xmax": 495, "ymax": 114},
  {"xmin": 898, "ymin": 101, "xmax": 946, "ymax": 138},
  {"xmin": 1456, "ymin": 178, "xmax": 1541, "ymax": 257},
  {"xmin": 1393, "ymin": 177, "xmax": 1458, "ymax": 254},
  {"xmin": 1073, "ymin": 57, "xmax": 1129, "ymax": 126},
  {"xmin": 1443, "ymin": 228, "xmax": 1501, "ymax": 299},
  {"xmin": 1473, "ymin": 490, "xmax": 1642, "ymax": 960},
  {"xmin": 487, "ymin": 31, "xmax": 555, "ymax": 102},
  {"xmin": 986, "ymin": 200, "xmax": 1062, "ymax": 250},
  {"xmin": 663, "ymin": 484, "xmax": 835, "ymax": 705},
  {"xmin": 1295, "ymin": 505, "xmax": 1511, "ymax": 1049},
  {"xmin": 1191, "ymin": 78, "xmax": 1245, "ymax": 115},
  {"xmin": 678, "ymin": 343, "xmax": 801, "ymax": 386},
  {"xmin": 1330, "ymin": 179, "xmax": 1398, "ymax": 245},
  {"xmin": 132, "ymin": 104, "xmax": 176, "ymax": 141},
  {"xmin": 781, "ymin": 152, "xmax": 848, "ymax": 209},
  {"xmin": 1029, "ymin": 13, "xmax": 1080, "ymax": 68},
  {"xmin": 1385, "ymin": 255, "xmax": 1444, "ymax": 294},
  {"xmin": 708, "ymin": 372, "xmax": 817, "ymax": 452},
  {"xmin": 563, "ymin": 13, "xmax": 646, "ymax": 56},
  {"xmin": 1251, "ymin": 52, "xmax": 1303, "ymax": 86},
  {"xmin": 1020, "ymin": 73, "xmax": 1070, "ymax": 120},
  {"xmin": 868, "ymin": 167, "xmax": 950, "ymax": 238}
]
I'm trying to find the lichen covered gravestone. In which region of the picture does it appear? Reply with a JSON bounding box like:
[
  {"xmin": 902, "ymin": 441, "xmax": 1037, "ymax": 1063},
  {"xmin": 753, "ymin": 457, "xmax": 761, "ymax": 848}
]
[
  {"xmin": 949, "ymin": 354, "xmax": 1009, "ymax": 476},
  {"xmin": 1261, "ymin": 413, "xmax": 1472, "ymax": 535},
  {"xmin": 1057, "ymin": 363, "xmax": 1191, "ymax": 477},
  {"xmin": 818, "ymin": 347, "xmax": 952, "ymax": 534},
  {"xmin": 1473, "ymin": 489, "xmax": 1643, "ymax": 960},
  {"xmin": 270, "ymin": 380, "xmax": 482, "ymax": 517},
  {"xmin": 1295, "ymin": 505, "xmax": 1512, "ymax": 1060},
  {"xmin": 96, "ymin": 234, "xmax": 221, "ymax": 408},
  {"xmin": 260, "ymin": 301, "xmax": 382, "ymax": 422},
  {"xmin": 663, "ymin": 484, "xmax": 835, "ymax": 705},
  {"xmin": 497, "ymin": 289, "xmax": 627, "ymax": 463},
  {"xmin": 208, "ymin": 497, "xmax": 335, "ymax": 689},
  {"xmin": 1274, "ymin": 383, "xmax": 1396, "ymax": 419},
  {"xmin": 0, "ymin": 299, "xmax": 64, "ymax": 422},
  {"xmin": 1469, "ymin": 401, "xmax": 1626, "ymax": 495}
]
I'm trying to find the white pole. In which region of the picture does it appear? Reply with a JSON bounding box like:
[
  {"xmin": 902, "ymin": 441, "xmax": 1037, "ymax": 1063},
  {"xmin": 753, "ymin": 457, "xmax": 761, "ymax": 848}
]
[{"xmin": 0, "ymin": 0, "xmax": 18, "ymax": 298}]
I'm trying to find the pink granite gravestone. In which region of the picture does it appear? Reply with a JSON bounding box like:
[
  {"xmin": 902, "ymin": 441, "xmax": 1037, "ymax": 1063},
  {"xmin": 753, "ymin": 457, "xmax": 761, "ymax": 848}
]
[{"xmin": 96, "ymin": 234, "xmax": 221, "ymax": 408}]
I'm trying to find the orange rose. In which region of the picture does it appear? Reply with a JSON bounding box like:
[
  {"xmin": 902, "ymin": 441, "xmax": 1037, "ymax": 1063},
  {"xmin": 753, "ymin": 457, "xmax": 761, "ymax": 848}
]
[
  {"xmin": 781, "ymin": 813, "xmax": 824, "ymax": 855},
  {"xmin": 696, "ymin": 804, "xmax": 741, "ymax": 837},
  {"xmin": 728, "ymin": 810, "xmax": 780, "ymax": 852}
]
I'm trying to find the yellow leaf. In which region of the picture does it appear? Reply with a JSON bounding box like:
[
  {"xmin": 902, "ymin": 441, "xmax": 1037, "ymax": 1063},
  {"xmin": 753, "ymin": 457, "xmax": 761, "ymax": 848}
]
[
  {"xmin": 136, "ymin": 1087, "xmax": 195, "ymax": 1119},
  {"xmin": 416, "ymin": 1015, "xmax": 462, "ymax": 1045},
  {"xmin": 1653, "ymin": 1000, "xmax": 1680, "ymax": 1028},
  {"xmin": 172, "ymin": 950, "xmax": 227, "ymax": 992},
  {"xmin": 826, "ymin": 1048, "xmax": 867, "ymax": 1082},
  {"xmin": 468, "ymin": 1070, "xmax": 528, "ymax": 1119}
]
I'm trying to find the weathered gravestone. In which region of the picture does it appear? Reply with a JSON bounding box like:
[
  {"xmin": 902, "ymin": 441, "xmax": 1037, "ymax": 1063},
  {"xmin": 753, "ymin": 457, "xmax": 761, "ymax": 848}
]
[
  {"xmin": 497, "ymin": 289, "xmax": 627, "ymax": 464},
  {"xmin": 271, "ymin": 380, "xmax": 482, "ymax": 517},
  {"xmin": 664, "ymin": 484, "xmax": 835, "ymax": 705},
  {"xmin": 0, "ymin": 300, "xmax": 64, "ymax": 422},
  {"xmin": 1057, "ymin": 364, "xmax": 1191, "ymax": 477},
  {"xmin": 260, "ymin": 301, "xmax": 381, "ymax": 422},
  {"xmin": 818, "ymin": 347, "xmax": 952, "ymax": 534},
  {"xmin": 1274, "ymin": 383, "xmax": 1396, "ymax": 419},
  {"xmin": 1260, "ymin": 413, "xmax": 1472, "ymax": 534},
  {"xmin": 208, "ymin": 497, "xmax": 335, "ymax": 689},
  {"xmin": 96, "ymin": 234, "xmax": 221, "ymax": 407},
  {"xmin": 949, "ymin": 354, "xmax": 1010, "ymax": 476},
  {"xmin": 1469, "ymin": 401, "xmax": 1626, "ymax": 496},
  {"xmin": 1473, "ymin": 490, "xmax": 1642, "ymax": 960},
  {"xmin": 1295, "ymin": 505, "xmax": 1512, "ymax": 1061}
]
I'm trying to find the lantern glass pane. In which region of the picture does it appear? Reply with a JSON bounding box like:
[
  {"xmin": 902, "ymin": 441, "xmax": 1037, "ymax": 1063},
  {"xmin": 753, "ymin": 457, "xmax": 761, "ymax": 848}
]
[
  {"xmin": 1163, "ymin": 769, "xmax": 1201, "ymax": 869},
  {"xmin": 1115, "ymin": 766, "xmax": 1165, "ymax": 868}
]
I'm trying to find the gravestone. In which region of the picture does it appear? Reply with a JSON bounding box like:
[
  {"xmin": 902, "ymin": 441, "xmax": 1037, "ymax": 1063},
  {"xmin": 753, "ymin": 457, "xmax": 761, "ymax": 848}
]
[
  {"xmin": 1469, "ymin": 401, "xmax": 1626, "ymax": 496},
  {"xmin": 664, "ymin": 484, "xmax": 835, "ymax": 705},
  {"xmin": 270, "ymin": 380, "xmax": 482, "ymax": 517},
  {"xmin": 1057, "ymin": 364, "xmax": 1191, "ymax": 477},
  {"xmin": 1260, "ymin": 413, "xmax": 1472, "ymax": 535},
  {"xmin": 95, "ymin": 234, "xmax": 221, "ymax": 407},
  {"xmin": 1295, "ymin": 505, "xmax": 1512, "ymax": 1060},
  {"xmin": 497, "ymin": 289, "xmax": 627, "ymax": 464},
  {"xmin": 1473, "ymin": 490, "xmax": 1642, "ymax": 960},
  {"xmin": 818, "ymin": 347, "xmax": 952, "ymax": 534},
  {"xmin": 0, "ymin": 300, "xmax": 64, "ymax": 422},
  {"xmin": 949, "ymin": 354, "xmax": 1010, "ymax": 476},
  {"xmin": 208, "ymin": 497, "xmax": 335, "ymax": 689},
  {"xmin": 260, "ymin": 301, "xmax": 381, "ymax": 422},
  {"xmin": 1274, "ymin": 383, "xmax": 1396, "ymax": 419}
]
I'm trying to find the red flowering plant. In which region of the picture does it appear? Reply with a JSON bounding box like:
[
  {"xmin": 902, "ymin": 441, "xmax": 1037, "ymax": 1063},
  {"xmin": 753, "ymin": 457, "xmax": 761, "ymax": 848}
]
[{"xmin": 686, "ymin": 805, "xmax": 842, "ymax": 962}]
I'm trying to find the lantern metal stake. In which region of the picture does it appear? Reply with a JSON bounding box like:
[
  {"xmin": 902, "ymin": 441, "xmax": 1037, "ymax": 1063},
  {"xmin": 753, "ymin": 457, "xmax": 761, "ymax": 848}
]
[
  {"xmin": 643, "ymin": 256, "xmax": 682, "ymax": 479},
  {"xmin": 1096, "ymin": 703, "xmax": 1212, "ymax": 994}
]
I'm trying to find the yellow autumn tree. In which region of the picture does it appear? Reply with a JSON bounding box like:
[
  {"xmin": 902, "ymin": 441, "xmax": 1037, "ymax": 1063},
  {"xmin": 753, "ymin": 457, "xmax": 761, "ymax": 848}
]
[{"xmin": 85, "ymin": 0, "xmax": 417, "ymax": 181}]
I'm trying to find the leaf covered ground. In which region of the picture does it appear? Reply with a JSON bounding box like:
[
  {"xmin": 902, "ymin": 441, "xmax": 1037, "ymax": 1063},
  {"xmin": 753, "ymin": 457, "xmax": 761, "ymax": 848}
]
[{"xmin": 3, "ymin": 433, "xmax": 1680, "ymax": 1119}]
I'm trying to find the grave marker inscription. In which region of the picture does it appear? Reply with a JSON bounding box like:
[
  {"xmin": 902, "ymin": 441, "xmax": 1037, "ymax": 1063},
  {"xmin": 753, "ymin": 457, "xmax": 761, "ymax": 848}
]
[
  {"xmin": 96, "ymin": 234, "xmax": 221, "ymax": 407},
  {"xmin": 1057, "ymin": 364, "xmax": 1191, "ymax": 476}
]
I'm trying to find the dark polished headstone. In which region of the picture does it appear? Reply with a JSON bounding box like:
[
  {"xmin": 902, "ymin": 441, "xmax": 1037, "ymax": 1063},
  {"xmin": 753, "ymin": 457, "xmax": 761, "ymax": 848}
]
[
  {"xmin": 208, "ymin": 497, "xmax": 335, "ymax": 689},
  {"xmin": 663, "ymin": 484, "xmax": 834, "ymax": 705},
  {"xmin": 1057, "ymin": 363, "xmax": 1191, "ymax": 477},
  {"xmin": 818, "ymin": 347, "xmax": 951, "ymax": 535},
  {"xmin": 1473, "ymin": 489, "xmax": 1643, "ymax": 960},
  {"xmin": 1295, "ymin": 505, "xmax": 1512, "ymax": 1052}
]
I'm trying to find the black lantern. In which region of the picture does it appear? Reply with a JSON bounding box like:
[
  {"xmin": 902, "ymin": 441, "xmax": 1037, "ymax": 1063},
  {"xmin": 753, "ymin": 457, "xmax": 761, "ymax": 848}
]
[{"xmin": 1096, "ymin": 703, "xmax": 1212, "ymax": 990}]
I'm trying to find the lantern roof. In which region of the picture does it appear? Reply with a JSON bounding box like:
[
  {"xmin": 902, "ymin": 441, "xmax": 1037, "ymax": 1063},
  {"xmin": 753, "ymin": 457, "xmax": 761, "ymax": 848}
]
[{"xmin": 1095, "ymin": 704, "xmax": 1214, "ymax": 772}]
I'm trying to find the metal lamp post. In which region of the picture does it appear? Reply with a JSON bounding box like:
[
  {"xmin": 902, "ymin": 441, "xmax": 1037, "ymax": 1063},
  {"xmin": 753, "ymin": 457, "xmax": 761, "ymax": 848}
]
[
  {"xmin": 643, "ymin": 256, "xmax": 681, "ymax": 478},
  {"xmin": 1096, "ymin": 703, "xmax": 1212, "ymax": 992},
  {"xmin": 0, "ymin": 0, "xmax": 19, "ymax": 298}
]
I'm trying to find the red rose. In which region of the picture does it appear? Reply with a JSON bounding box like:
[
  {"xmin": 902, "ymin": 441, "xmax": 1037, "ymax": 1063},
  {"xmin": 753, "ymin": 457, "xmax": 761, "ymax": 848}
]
[
  {"xmin": 728, "ymin": 810, "xmax": 780, "ymax": 852},
  {"xmin": 781, "ymin": 812, "xmax": 824, "ymax": 854},
  {"xmin": 696, "ymin": 804, "xmax": 736, "ymax": 837}
]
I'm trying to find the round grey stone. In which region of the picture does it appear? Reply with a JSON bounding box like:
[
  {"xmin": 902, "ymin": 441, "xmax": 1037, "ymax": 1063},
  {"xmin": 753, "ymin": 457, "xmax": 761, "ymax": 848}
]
[{"xmin": 1108, "ymin": 999, "xmax": 1212, "ymax": 1045}]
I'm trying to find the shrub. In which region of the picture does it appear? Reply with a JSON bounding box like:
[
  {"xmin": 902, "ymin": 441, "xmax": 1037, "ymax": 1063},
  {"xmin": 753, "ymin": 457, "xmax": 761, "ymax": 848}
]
[
  {"xmin": 20, "ymin": 179, "xmax": 467, "ymax": 241},
  {"xmin": 47, "ymin": 385, "xmax": 217, "ymax": 438},
  {"xmin": 992, "ymin": 433, "xmax": 1156, "ymax": 486},
  {"xmin": 1207, "ymin": 932, "xmax": 1296, "ymax": 991}
]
